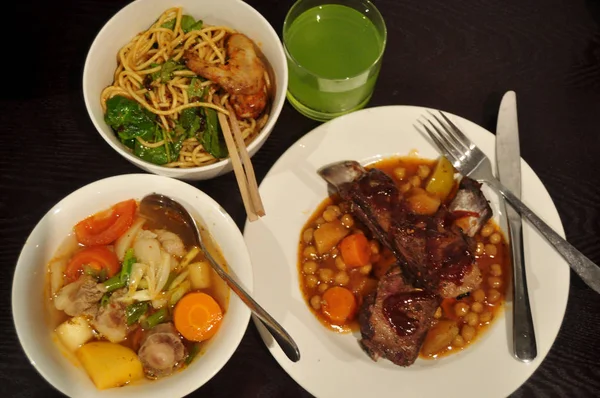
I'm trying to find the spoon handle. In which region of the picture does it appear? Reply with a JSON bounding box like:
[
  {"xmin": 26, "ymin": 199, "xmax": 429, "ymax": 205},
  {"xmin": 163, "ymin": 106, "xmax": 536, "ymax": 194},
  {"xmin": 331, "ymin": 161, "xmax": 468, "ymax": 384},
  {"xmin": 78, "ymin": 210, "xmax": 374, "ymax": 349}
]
[{"xmin": 201, "ymin": 243, "xmax": 301, "ymax": 362}]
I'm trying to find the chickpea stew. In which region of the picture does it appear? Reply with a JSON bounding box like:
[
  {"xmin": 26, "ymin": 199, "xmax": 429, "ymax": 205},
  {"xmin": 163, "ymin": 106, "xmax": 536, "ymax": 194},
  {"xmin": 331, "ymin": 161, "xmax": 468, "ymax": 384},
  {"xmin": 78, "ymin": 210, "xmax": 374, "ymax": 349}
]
[{"xmin": 298, "ymin": 156, "xmax": 510, "ymax": 358}]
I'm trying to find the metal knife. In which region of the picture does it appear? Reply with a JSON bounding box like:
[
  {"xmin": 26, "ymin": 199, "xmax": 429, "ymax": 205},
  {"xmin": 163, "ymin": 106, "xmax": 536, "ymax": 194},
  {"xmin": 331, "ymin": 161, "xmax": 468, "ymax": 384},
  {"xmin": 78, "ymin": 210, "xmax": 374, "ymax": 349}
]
[{"xmin": 496, "ymin": 91, "xmax": 537, "ymax": 362}]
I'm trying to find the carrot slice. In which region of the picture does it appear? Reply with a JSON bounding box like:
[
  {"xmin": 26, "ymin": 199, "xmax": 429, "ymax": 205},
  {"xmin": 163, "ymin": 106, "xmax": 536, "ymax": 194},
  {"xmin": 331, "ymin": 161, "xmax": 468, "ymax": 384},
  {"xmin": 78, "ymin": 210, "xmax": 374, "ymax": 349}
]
[
  {"xmin": 340, "ymin": 233, "xmax": 371, "ymax": 268},
  {"xmin": 74, "ymin": 199, "xmax": 137, "ymax": 246},
  {"xmin": 174, "ymin": 292, "xmax": 223, "ymax": 342},
  {"xmin": 65, "ymin": 246, "xmax": 120, "ymax": 283},
  {"xmin": 322, "ymin": 286, "xmax": 357, "ymax": 324}
]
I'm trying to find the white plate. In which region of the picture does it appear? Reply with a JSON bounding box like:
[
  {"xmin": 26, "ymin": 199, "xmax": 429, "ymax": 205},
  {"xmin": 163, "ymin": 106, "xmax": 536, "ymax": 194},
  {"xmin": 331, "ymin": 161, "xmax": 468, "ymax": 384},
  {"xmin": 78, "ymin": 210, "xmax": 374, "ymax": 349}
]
[{"xmin": 243, "ymin": 105, "xmax": 570, "ymax": 398}]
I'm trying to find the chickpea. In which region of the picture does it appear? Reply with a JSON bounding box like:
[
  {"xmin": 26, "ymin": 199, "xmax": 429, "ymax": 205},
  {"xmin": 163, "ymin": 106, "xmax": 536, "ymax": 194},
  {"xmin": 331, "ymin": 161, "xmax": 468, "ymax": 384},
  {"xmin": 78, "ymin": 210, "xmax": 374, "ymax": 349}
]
[
  {"xmin": 488, "ymin": 289, "xmax": 501, "ymax": 303},
  {"xmin": 310, "ymin": 295, "xmax": 321, "ymax": 310},
  {"xmin": 323, "ymin": 209, "xmax": 338, "ymax": 222},
  {"xmin": 359, "ymin": 264, "xmax": 373, "ymax": 275},
  {"xmin": 400, "ymin": 182, "xmax": 412, "ymax": 193},
  {"xmin": 303, "ymin": 245, "xmax": 318, "ymax": 259},
  {"xmin": 393, "ymin": 167, "xmax": 406, "ymax": 180},
  {"xmin": 370, "ymin": 240, "xmax": 380, "ymax": 254},
  {"xmin": 479, "ymin": 311, "xmax": 493, "ymax": 323},
  {"xmin": 472, "ymin": 289, "xmax": 486, "ymax": 303},
  {"xmin": 410, "ymin": 175, "xmax": 422, "ymax": 187},
  {"xmin": 434, "ymin": 307, "xmax": 442, "ymax": 319},
  {"xmin": 461, "ymin": 325, "xmax": 476, "ymax": 342},
  {"xmin": 475, "ymin": 242, "xmax": 485, "ymax": 255},
  {"xmin": 484, "ymin": 243, "xmax": 497, "ymax": 257},
  {"xmin": 303, "ymin": 261, "xmax": 318, "ymax": 275},
  {"xmin": 481, "ymin": 224, "xmax": 494, "ymax": 237},
  {"xmin": 305, "ymin": 275, "xmax": 318, "ymax": 288},
  {"xmin": 489, "ymin": 232, "xmax": 502, "ymax": 245},
  {"xmin": 454, "ymin": 302, "xmax": 470, "ymax": 317},
  {"xmin": 315, "ymin": 217, "xmax": 326, "ymax": 226},
  {"xmin": 490, "ymin": 263, "xmax": 502, "ymax": 276},
  {"xmin": 471, "ymin": 302, "xmax": 484, "ymax": 314},
  {"xmin": 302, "ymin": 228, "xmax": 314, "ymax": 244},
  {"xmin": 318, "ymin": 283, "xmax": 330, "ymax": 293},
  {"xmin": 334, "ymin": 271, "xmax": 350, "ymax": 286},
  {"xmin": 318, "ymin": 268, "xmax": 334, "ymax": 283},
  {"xmin": 327, "ymin": 205, "xmax": 342, "ymax": 217},
  {"xmin": 488, "ymin": 276, "xmax": 502, "ymax": 289},
  {"xmin": 341, "ymin": 213, "xmax": 354, "ymax": 228},
  {"xmin": 464, "ymin": 312, "xmax": 479, "ymax": 326},
  {"xmin": 417, "ymin": 164, "xmax": 431, "ymax": 179},
  {"xmin": 339, "ymin": 201, "xmax": 351, "ymax": 214},
  {"xmin": 335, "ymin": 256, "xmax": 347, "ymax": 271},
  {"xmin": 452, "ymin": 335, "xmax": 465, "ymax": 347}
]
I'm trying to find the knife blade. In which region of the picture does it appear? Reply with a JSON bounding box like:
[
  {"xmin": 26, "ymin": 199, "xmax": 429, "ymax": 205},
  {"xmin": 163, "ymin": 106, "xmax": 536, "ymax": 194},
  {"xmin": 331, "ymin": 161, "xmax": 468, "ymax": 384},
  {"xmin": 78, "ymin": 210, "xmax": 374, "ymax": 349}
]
[{"xmin": 496, "ymin": 90, "xmax": 537, "ymax": 362}]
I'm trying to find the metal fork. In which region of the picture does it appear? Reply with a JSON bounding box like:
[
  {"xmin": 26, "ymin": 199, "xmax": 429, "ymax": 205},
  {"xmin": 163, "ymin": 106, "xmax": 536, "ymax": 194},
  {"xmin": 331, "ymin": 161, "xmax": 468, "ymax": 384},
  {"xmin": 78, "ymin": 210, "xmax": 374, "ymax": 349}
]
[{"xmin": 417, "ymin": 111, "xmax": 600, "ymax": 295}]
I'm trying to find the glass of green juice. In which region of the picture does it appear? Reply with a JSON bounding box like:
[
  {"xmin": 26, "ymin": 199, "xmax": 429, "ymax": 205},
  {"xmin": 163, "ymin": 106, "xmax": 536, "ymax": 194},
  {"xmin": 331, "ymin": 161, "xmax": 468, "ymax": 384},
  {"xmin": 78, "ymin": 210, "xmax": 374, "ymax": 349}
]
[{"xmin": 283, "ymin": 0, "xmax": 387, "ymax": 122}]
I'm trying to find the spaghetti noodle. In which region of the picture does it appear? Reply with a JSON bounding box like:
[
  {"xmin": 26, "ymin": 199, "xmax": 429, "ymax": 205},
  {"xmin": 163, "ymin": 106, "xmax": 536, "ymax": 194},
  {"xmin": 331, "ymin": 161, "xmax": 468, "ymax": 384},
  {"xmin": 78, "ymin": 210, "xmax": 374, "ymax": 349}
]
[{"xmin": 100, "ymin": 7, "xmax": 270, "ymax": 168}]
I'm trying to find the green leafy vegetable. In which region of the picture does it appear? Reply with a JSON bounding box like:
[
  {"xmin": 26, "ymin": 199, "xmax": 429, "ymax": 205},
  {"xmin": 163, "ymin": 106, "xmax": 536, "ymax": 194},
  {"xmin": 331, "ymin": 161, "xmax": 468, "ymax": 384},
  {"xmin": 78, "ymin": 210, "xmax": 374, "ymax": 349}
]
[
  {"xmin": 180, "ymin": 15, "xmax": 203, "ymax": 33},
  {"xmin": 178, "ymin": 108, "xmax": 202, "ymax": 138},
  {"xmin": 151, "ymin": 59, "xmax": 184, "ymax": 83},
  {"xmin": 104, "ymin": 95, "xmax": 156, "ymax": 147},
  {"xmin": 201, "ymin": 108, "xmax": 228, "ymax": 159},
  {"xmin": 187, "ymin": 77, "xmax": 205, "ymax": 101},
  {"xmin": 142, "ymin": 308, "xmax": 169, "ymax": 329},
  {"xmin": 185, "ymin": 343, "xmax": 201, "ymax": 365},
  {"xmin": 100, "ymin": 293, "xmax": 111, "ymax": 307},
  {"xmin": 161, "ymin": 19, "xmax": 176, "ymax": 30},
  {"xmin": 126, "ymin": 302, "xmax": 149, "ymax": 326},
  {"xmin": 103, "ymin": 275, "xmax": 125, "ymax": 293},
  {"xmin": 102, "ymin": 248, "xmax": 138, "ymax": 292},
  {"xmin": 121, "ymin": 248, "xmax": 136, "ymax": 284}
]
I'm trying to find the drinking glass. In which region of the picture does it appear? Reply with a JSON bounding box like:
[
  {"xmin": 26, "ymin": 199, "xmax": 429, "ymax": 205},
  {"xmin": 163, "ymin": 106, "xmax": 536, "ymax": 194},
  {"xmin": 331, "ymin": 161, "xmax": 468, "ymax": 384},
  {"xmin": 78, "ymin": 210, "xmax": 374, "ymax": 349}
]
[{"xmin": 283, "ymin": 0, "xmax": 387, "ymax": 122}]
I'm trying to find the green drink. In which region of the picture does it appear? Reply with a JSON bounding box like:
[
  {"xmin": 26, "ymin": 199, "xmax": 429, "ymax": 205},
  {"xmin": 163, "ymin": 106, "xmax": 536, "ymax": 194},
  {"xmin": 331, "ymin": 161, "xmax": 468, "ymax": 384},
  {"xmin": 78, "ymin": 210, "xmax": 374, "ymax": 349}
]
[{"xmin": 283, "ymin": 0, "xmax": 387, "ymax": 121}]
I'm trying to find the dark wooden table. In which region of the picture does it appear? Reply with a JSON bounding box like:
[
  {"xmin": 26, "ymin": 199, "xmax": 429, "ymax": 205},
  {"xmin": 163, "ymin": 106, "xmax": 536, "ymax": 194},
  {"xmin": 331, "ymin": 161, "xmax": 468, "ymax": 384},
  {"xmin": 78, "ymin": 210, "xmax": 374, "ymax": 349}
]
[{"xmin": 3, "ymin": 0, "xmax": 600, "ymax": 396}]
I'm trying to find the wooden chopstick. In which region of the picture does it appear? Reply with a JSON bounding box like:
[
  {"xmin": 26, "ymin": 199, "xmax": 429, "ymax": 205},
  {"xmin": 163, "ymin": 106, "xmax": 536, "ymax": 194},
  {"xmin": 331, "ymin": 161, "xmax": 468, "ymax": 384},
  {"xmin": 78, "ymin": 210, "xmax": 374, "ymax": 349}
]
[
  {"xmin": 225, "ymin": 103, "xmax": 265, "ymax": 217},
  {"xmin": 215, "ymin": 103, "xmax": 265, "ymax": 221}
]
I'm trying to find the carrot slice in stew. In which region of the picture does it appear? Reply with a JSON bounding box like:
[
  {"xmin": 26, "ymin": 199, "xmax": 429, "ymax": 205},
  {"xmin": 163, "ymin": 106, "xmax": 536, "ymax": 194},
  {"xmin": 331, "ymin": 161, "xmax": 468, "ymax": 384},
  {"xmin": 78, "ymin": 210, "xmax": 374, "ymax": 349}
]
[
  {"xmin": 65, "ymin": 246, "xmax": 120, "ymax": 283},
  {"xmin": 174, "ymin": 292, "xmax": 223, "ymax": 342},
  {"xmin": 340, "ymin": 233, "xmax": 371, "ymax": 268},
  {"xmin": 74, "ymin": 199, "xmax": 137, "ymax": 246},
  {"xmin": 322, "ymin": 286, "xmax": 357, "ymax": 323}
]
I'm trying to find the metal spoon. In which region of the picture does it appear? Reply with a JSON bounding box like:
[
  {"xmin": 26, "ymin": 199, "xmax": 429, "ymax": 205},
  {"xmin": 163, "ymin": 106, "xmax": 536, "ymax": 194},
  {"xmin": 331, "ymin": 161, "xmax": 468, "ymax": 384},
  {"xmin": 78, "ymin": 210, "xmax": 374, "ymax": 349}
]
[{"xmin": 139, "ymin": 193, "xmax": 301, "ymax": 362}]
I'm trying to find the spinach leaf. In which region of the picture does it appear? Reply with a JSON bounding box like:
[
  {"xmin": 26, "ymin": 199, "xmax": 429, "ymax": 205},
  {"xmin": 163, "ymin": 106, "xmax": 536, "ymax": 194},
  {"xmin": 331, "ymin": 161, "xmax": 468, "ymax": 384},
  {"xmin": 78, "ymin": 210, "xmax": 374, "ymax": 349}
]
[
  {"xmin": 187, "ymin": 77, "xmax": 205, "ymax": 101},
  {"xmin": 134, "ymin": 128, "xmax": 186, "ymax": 165},
  {"xmin": 179, "ymin": 108, "xmax": 202, "ymax": 137},
  {"xmin": 134, "ymin": 138, "xmax": 169, "ymax": 165},
  {"xmin": 180, "ymin": 15, "xmax": 203, "ymax": 33},
  {"xmin": 153, "ymin": 59, "xmax": 185, "ymax": 82},
  {"xmin": 149, "ymin": 62, "xmax": 161, "ymax": 81},
  {"xmin": 104, "ymin": 96, "xmax": 156, "ymax": 144},
  {"xmin": 161, "ymin": 19, "xmax": 176, "ymax": 30},
  {"xmin": 201, "ymin": 108, "xmax": 228, "ymax": 159}
]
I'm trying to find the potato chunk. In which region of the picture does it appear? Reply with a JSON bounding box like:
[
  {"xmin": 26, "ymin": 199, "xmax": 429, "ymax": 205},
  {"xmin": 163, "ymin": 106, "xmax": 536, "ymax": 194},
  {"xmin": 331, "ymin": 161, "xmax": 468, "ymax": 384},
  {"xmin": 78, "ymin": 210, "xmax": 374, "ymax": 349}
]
[
  {"xmin": 76, "ymin": 341, "xmax": 144, "ymax": 390},
  {"xmin": 55, "ymin": 316, "xmax": 93, "ymax": 352},
  {"xmin": 421, "ymin": 320, "xmax": 459, "ymax": 356},
  {"xmin": 313, "ymin": 220, "xmax": 350, "ymax": 255}
]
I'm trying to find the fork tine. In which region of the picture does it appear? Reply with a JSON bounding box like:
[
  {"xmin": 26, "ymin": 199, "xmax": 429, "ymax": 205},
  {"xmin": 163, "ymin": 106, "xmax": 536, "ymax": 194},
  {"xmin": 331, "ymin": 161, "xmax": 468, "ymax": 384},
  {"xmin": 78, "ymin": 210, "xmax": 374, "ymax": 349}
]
[
  {"xmin": 436, "ymin": 111, "xmax": 473, "ymax": 151},
  {"xmin": 415, "ymin": 121, "xmax": 459, "ymax": 164},
  {"xmin": 426, "ymin": 110, "xmax": 470, "ymax": 153},
  {"xmin": 422, "ymin": 118, "xmax": 464, "ymax": 162}
]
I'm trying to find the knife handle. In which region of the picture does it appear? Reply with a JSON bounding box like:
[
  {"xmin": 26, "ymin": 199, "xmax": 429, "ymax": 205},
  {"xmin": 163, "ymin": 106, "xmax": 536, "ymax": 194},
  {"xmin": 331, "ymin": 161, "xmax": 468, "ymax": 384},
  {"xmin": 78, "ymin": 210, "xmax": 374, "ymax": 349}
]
[
  {"xmin": 488, "ymin": 177, "xmax": 600, "ymax": 294},
  {"xmin": 507, "ymin": 215, "xmax": 537, "ymax": 362}
]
